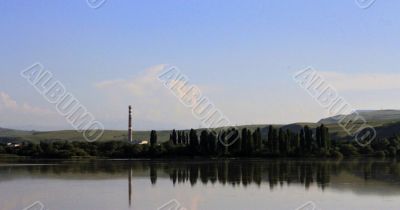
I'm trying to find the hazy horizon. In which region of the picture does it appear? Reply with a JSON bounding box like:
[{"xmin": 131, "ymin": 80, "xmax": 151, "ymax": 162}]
[{"xmin": 2, "ymin": 109, "xmax": 400, "ymax": 132}]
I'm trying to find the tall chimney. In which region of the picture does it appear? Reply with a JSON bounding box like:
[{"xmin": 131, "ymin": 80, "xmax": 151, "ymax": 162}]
[{"xmin": 128, "ymin": 105, "xmax": 133, "ymax": 143}]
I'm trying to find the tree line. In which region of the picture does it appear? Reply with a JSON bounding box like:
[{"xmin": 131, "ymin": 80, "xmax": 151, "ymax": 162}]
[
  {"xmin": 1, "ymin": 124, "xmax": 400, "ymax": 158},
  {"xmin": 155, "ymin": 125, "xmax": 331, "ymax": 157}
]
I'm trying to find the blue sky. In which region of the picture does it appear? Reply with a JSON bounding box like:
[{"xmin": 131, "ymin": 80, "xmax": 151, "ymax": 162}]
[{"xmin": 1, "ymin": 0, "xmax": 400, "ymax": 130}]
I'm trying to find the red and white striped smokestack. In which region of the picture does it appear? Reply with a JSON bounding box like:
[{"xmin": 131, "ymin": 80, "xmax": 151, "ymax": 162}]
[{"xmin": 128, "ymin": 105, "xmax": 132, "ymax": 143}]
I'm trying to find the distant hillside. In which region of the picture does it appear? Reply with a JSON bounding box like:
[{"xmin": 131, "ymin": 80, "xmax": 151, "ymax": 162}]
[
  {"xmin": 1, "ymin": 109, "xmax": 400, "ymax": 143},
  {"xmin": 281, "ymin": 123, "xmax": 318, "ymax": 133},
  {"xmin": 0, "ymin": 125, "xmax": 304, "ymax": 143},
  {"xmin": 0, "ymin": 127, "xmax": 33, "ymax": 136},
  {"xmin": 0, "ymin": 123, "xmax": 346, "ymax": 143},
  {"xmin": 319, "ymin": 110, "xmax": 400, "ymax": 125},
  {"xmin": 0, "ymin": 128, "xmax": 172, "ymax": 144}
]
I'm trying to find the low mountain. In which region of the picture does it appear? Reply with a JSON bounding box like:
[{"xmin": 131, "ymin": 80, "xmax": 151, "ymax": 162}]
[{"xmin": 318, "ymin": 110, "xmax": 400, "ymax": 125}]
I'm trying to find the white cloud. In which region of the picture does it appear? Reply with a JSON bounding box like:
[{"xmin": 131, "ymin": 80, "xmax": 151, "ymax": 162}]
[
  {"xmin": 321, "ymin": 71, "xmax": 400, "ymax": 91},
  {"xmin": 95, "ymin": 64, "xmax": 166, "ymax": 94},
  {"xmin": 94, "ymin": 65, "xmax": 200, "ymax": 129},
  {"xmin": 0, "ymin": 92, "xmax": 18, "ymax": 110},
  {"xmin": 21, "ymin": 103, "xmax": 54, "ymax": 115},
  {"xmin": 0, "ymin": 91, "xmax": 53, "ymax": 115},
  {"xmin": 96, "ymin": 66, "xmax": 400, "ymax": 130},
  {"xmin": 94, "ymin": 65, "xmax": 325, "ymax": 130},
  {"xmin": 0, "ymin": 91, "xmax": 63, "ymax": 130}
]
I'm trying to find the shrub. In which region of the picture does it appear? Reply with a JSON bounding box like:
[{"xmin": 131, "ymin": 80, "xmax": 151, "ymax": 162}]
[
  {"xmin": 373, "ymin": 151, "xmax": 386, "ymax": 158},
  {"xmin": 331, "ymin": 150, "xmax": 343, "ymax": 159},
  {"xmin": 339, "ymin": 144, "xmax": 359, "ymax": 157}
]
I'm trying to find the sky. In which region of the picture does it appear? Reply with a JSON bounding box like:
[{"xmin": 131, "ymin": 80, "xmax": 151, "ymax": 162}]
[{"xmin": 1, "ymin": 0, "xmax": 400, "ymax": 131}]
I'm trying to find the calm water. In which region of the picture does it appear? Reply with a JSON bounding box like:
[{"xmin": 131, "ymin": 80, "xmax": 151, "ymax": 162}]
[{"xmin": 1, "ymin": 159, "xmax": 400, "ymax": 210}]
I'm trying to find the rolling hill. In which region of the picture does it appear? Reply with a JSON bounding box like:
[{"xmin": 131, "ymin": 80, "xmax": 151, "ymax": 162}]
[
  {"xmin": 319, "ymin": 110, "xmax": 400, "ymax": 125},
  {"xmin": 1, "ymin": 110, "xmax": 400, "ymax": 143}
]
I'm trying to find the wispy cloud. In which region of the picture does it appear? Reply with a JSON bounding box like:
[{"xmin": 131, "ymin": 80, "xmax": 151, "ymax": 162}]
[
  {"xmin": 95, "ymin": 64, "xmax": 167, "ymax": 94},
  {"xmin": 0, "ymin": 91, "xmax": 62, "ymax": 130},
  {"xmin": 94, "ymin": 65, "xmax": 325, "ymax": 129},
  {"xmin": 321, "ymin": 71, "xmax": 400, "ymax": 91},
  {"xmin": 0, "ymin": 91, "xmax": 53, "ymax": 115},
  {"xmin": 0, "ymin": 92, "xmax": 18, "ymax": 110},
  {"xmin": 94, "ymin": 65, "xmax": 201, "ymax": 129}
]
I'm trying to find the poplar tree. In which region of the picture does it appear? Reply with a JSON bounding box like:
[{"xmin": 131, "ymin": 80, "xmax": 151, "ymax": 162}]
[
  {"xmin": 286, "ymin": 129, "xmax": 291, "ymax": 154},
  {"xmin": 279, "ymin": 128, "xmax": 285, "ymax": 155},
  {"xmin": 241, "ymin": 128, "xmax": 248, "ymax": 155},
  {"xmin": 316, "ymin": 126, "xmax": 322, "ymax": 148},
  {"xmin": 185, "ymin": 133, "xmax": 189, "ymax": 145},
  {"xmin": 172, "ymin": 129, "xmax": 177, "ymax": 145},
  {"xmin": 247, "ymin": 130, "xmax": 254, "ymax": 155},
  {"xmin": 268, "ymin": 125, "xmax": 274, "ymax": 152},
  {"xmin": 300, "ymin": 128, "xmax": 305, "ymax": 154},
  {"xmin": 272, "ymin": 127, "xmax": 279, "ymax": 154},
  {"xmin": 253, "ymin": 128, "xmax": 262, "ymax": 151},
  {"xmin": 304, "ymin": 126, "xmax": 313, "ymax": 152},
  {"xmin": 178, "ymin": 131, "xmax": 182, "ymax": 144},
  {"xmin": 200, "ymin": 130, "xmax": 209, "ymax": 154},
  {"xmin": 208, "ymin": 132, "xmax": 217, "ymax": 155},
  {"xmin": 189, "ymin": 129, "xmax": 199, "ymax": 152},
  {"xmin": 150, "ymin": 130, "xmax": 157, "ymax": 147}
]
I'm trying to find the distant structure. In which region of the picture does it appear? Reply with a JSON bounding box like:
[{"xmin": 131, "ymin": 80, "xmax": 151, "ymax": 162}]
[
  {"xmin": 128, "ymin": 105, "xmax": 133, "ymax": 143},
  {"xmin": 128, "ymin": 106, "xmax": 148, "ymax": 145},
  {"xmin": 132, "ymin": 140, "xmax": 148, "ymax": 145}
]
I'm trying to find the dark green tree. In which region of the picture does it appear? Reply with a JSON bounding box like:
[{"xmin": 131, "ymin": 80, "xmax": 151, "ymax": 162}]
[
  {"xmin": 292, "ymin": 133, "xmax": 300, "ymax": 154},
  {"xmin": 200, "ymin": 130, "xmax": 209, "ymax": 155},
  {"xmin": 234, "ymin": 129, "xmax": 242, "ymax": 154},
  {"xmin": 316, "ymin": 126, "xmax": 322, "ymax": 148},
  {"xmin": 241, "ymin": 128, "xmax": 248, "ymax": 155},
  {"xmin": 285, "ymin": 129, "xmax": 291, "ymax": 154},
  {"xmin": 208, "ymin": 132, "xmax": 217, "ymax": 155},
  {"xmin": 253, "ymin": 128, "xmax": 262, "ymax": 151},
  {"xmin": 304, "ymin": 126, "xmax": 313, "ymax": 152},
  {"xmin": 185, "ymin": 133, "xmax": 189, "ymax": 145},
  {"xmin": 267, "ymin": 125, "xmax": 274, "ymax": 152},
  {"xmin": 150, "ymin": 130, "xmax": 157, "ymax": 147},
  {"xmin": 278, "ymin": 128, "xmax": 286, "ymax": 155},
  {"xmin": 178, "ymin": 131, "xmax": 182, "ymax": 144},
  {"xmin": 246, "ymin": 130, "xmax": 254, "ymax": 155},
  {"xmin": 300, "ymin": 128, "xmax": 305, "ymax": 154},
  {"xmin": 189, "ymin": 129, "xmax": 199, "ymax": 152},
  {"xmin": 172, "ymin": 129, "xmax": 177, "ymax": 145},
  {"xmin": 272, "ymin": 127, "xmax": 279, "ymax": 154}
]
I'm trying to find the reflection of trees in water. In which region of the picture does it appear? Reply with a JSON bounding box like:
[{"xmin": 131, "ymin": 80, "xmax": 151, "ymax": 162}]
[
  {"xmin": 150, "ymin": 164, "xmax": 157, "ymax": 185},
  {"xmin": 347, "ymin": 160, "xmax": 400, "ymax": 183},
  {"xmin": 163, "ymin": 161, "xmax": 334, "ymax": 190},
  {"xmin": 2, "ymin": 159, "xmax": 400, "ymax": 191}
]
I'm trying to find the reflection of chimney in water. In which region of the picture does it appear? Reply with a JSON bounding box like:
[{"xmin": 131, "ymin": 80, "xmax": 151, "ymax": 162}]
[
  {"xmin": 128, "ymin": 167, "xmax": 132, "ymax": 207},
  {"xmin": 128, "ymin": 106, "xmax": 132, "ymax": 143}
]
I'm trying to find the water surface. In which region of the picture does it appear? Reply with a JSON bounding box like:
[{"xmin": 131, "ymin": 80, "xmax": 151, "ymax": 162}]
[{"xmin": 1, "ymin": 159, "xmax": 400, "ymax": 210}]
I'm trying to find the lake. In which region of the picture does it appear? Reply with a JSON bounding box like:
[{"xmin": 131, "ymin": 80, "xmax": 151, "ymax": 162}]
[{"xmin": 1, "ymin": 159, "xmax": 400, "ymax": 210}]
